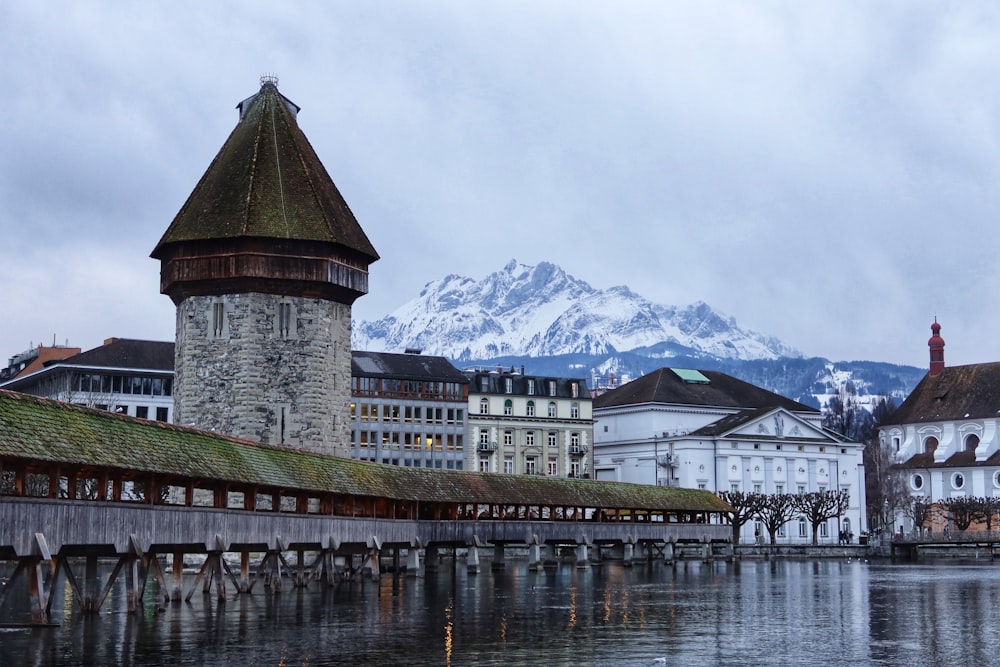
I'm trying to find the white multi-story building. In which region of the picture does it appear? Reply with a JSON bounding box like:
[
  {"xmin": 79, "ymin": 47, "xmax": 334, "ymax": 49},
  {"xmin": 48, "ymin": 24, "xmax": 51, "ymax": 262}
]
[
  {"xmin": 0, "ymin": 338, "xmax": 175, "ymax": 422},
  {"xmin": 593, "ymin": 367, "xmax": 866, "ymax": 544},
  {"xmin": 465, "ymin": 368, "xmax": 593, "ymax": 478}
]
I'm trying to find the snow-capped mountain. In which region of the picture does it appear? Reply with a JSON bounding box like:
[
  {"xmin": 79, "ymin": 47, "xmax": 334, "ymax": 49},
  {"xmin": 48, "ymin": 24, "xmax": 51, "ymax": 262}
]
[{"xmin": 353, "ymin": 259, "xmax": 800, "ymax": 362}]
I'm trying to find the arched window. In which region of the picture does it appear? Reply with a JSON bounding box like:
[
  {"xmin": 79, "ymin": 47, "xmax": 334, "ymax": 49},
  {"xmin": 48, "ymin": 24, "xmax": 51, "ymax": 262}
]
[
  {"xmin": 479, "ymin": 398, "xmax": 489, "ymax": 415},
  {"xmin": 571, "ymin": 402, "xmax": 580, "ymax": 419},
  {"xmin": 547, "ymin": 402, "xmax": 557, "ymax": 418},
  {"xmin": 504, "ymin": 399, "xmax": 513, "ymax": 416},
  {"xmin": 526, "ymin": 400, "xmax": 535, "ymax": 417},
  {"xmin": 966, "ymin": 434, "xmax": 980, "ymax": 452},
  {"xmin": 922, "ymin": 436, "xmax": 939, "ymax": 455}
]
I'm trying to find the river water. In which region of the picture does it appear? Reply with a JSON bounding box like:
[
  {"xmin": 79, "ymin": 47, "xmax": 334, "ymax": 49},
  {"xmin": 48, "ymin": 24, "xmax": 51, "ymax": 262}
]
[{"xmin": 0, "ymin": 557, "xmax": 995, "ymax": 666}]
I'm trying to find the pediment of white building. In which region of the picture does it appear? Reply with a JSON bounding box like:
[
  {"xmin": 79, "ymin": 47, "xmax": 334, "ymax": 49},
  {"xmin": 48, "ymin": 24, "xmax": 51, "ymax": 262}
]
[{"xmin": 718, "ymin": 408, "xmax": 836, "ymax": 443}]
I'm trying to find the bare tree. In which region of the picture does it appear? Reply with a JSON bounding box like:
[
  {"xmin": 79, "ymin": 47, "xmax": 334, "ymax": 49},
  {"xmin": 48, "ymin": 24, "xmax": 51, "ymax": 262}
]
[
  {"xmin": 979, "ymin": 497, "xmax": 1000, "ymax": 531},
  {"xmin": 902, "ymin": 497, "xmax": 933, "ymax": 537},
  {"xmin": 757, "ymin": 493, "xmax": 797, "ymax": 545},
  {"xmin": 940, "ymin": 496, "xmax": 980, "ymax": 532},
  {"xmin": 718, "ymin": 490, "xmax": 766, "ymax": 544},
  {"xmin": 791, "ymin": 490, "xmax": 850, "ymax": 545}
]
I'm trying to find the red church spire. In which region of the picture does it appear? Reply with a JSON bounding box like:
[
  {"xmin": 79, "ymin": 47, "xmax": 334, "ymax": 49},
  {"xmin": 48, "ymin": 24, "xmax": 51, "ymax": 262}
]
[{"xmin": 928, "ymin": 318, "xmax": 945, "ymax": 376}]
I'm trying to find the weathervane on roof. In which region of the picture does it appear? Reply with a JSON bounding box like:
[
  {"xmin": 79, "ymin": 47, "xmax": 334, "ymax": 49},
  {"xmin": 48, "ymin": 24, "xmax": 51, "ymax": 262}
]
[{"xmin": 260, "ymin": 73, "xmax": 279, "ymax": 88}]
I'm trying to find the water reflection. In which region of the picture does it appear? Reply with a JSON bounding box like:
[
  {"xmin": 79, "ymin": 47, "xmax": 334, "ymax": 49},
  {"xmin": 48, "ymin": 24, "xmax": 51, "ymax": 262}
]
[{"xmin": 2, "ymin": 559, "xmax": 1000, "ymax": 665}]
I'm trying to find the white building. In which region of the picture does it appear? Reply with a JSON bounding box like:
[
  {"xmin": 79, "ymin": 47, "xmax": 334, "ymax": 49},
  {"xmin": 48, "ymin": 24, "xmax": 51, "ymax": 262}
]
[
  {"xmin": 880, "ymin": 320, "xmax": 1000, "ymax": 534},
  {"xmin": 465, "ymin": 367, "xmax": 593, "ymax": 478},
  {"xmin": 593, "ymin": 367, "xmax": 866, "ymax": 544},
  {"xmin": 0, "ymin": 338, "xmax": 175, "ymax": 423}
]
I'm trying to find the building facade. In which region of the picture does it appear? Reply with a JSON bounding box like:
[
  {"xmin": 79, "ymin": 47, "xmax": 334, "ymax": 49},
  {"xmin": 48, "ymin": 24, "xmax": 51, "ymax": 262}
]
[
  {"xmin": 351, "ymin": 351, "xmax": 469, "ymax": 469},
  {"xmin": 0, "ymin": 338, "xmax": 175, "ymax": 422},
  {"xmin": 465, "ymin": 368, "xmax": 593, "ymax": 478},
  {"xmin": 593, "ymin": 367, "xmax": 866, "ymax": 544},
  {"xmin": 880, "ymin": 321, "xmax": 1000, "ymax": 534},
  {"xmin": 151, "ymin": 77, "xmax": 378, "ymax": 456}
]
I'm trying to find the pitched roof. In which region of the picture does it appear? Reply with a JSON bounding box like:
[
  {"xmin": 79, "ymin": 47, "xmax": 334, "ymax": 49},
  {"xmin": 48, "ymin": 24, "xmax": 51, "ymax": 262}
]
[
  {"xmin": 351, "ymin": 351, "xmax": 469, "ymax": 383},
  {"xmin": 593, "ymin": 367, "xmax": 816, "ymax": 413},
  {"xmin": 0, "ymin": 390, "xmax": 728, "ymax": 513},
  {"xmin": 55, "ymin": 338, "xmax": 174, "ymax": 371},
  {"xmin": 887, "ymin": 362, "xmax": 1000, "ymax": 425},
  {"xmin": 151, "ymin": 80, "xmax": 378, "ymax": 262}
]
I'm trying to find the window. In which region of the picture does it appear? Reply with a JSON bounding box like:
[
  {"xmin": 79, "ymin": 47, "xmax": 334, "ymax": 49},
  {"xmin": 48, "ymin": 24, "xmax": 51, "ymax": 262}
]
[
  {"xmin": 570, "ymin": 433, "xmax": 580, "ymax": 451},
  {"xmin": 504, "ymin": 430, "xmax": 513, "ymax": 447},
  {"xmin": 547, "ymin": 402, "xmax": 557, "ymax": 418},
  {"xmin": 548, "ymin": 432, "xmax": 558, "ymax": 448},
  {"xmin": 778, "ymin": 524, "xmax": 786, "ymax": 537},
  {"xmin": 548, "ymin": 381, "xmax": 557, "ymax": 397},
  {"xmin": 481, "ymin": 377, "xmax": 489, "ymax": 392},
  {"xmin": 775, "ymin": 484, "xmax": 784, "ymax": 495},
  {"xmin": 952, "ymin": 473, "xmax": 965, "ymax": 490},
  {"xmin": 571, "ymin": 403, "xmax": 580, "ymax": 419},
  {"xmin": 504, "ymin": 456, "xmax": 514, "ymax": 474},
  {"xmin": 479, "ymin": 430, "xmax": 490, "ymax": 446},
  {"xmin": 526, "ymin": 401, "xmax": 535, "ymax": 417},
  {"xmin": 526, "ymin": 431, "xmax": 535, "ymax": 447},
  {"xmin": 505, "ymin": 377, "xmax": 513, "ymax": 394},
  {"xmin": 966, "ymin": 434, "xmax": 980, "ymax": 452},
  {"xmin": 819, "ymin": 522, "xmax": 829, "ymax": 538},
  {"xmin": 479, "ymin": 456, "xmax": 491, "ymax": 473},
  {"xmin": 211, "ymin": 301, "xmax": 226, "ymax": 337},
  {"xmin": 136, "ymin": 406, "xmax": 149, "ymax": 419},
  {"xmin": 525, "ymin": 456, "xmax": 537, "ymax": 475},
  {"xmin": 571, "ymin": 382, "xmax": 579, "ymax": 398},
  {"xmin": 923, "ymin": 436, "xmax": 939, "ymax": 456},
  {"xmin": 570, "ymin": 461, "xmax": 581, "ymax": 479},
  {"xmin": 527, "ymin": 380, "xmax": 535, "ymax": 396},
  {"xmin": 797, "ymin": 485, "xmax": 806, "ymax": 494},
  {"xmin": 698, "ymin": 483, "xmax": 707, "ymax": 490},
  {"xmin": 753, "ymin": 484, "xmax": 761, "ymax": 494},
  {"xmin": 480, "ymin": 398, "xmax": 489, "ymax": 415},
  {"xmin": 731, "ymin": 484, "xmax": 739, "ymax": 493},
  {"xmin": 156, "ymin": 407, "xmax": 169, "ymax": 422},
  {"xmin": 504, "ymin": 399, "xmax": 513, "ymax": 416},
  {"xmin": 798, "ymin": 517, "xmax": 807, "ymax": 538},
  {"xmin": 547, "ymin": 457, "xmax": 557, "ymax": 476},
  {"xmin": 278, "ymin": 302, "xmax": 293, "ymax": 338}
]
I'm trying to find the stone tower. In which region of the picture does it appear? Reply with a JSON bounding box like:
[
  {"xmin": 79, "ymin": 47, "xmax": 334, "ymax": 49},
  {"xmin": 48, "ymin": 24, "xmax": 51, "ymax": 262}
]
[{"xmin": 151, "ymin": 77, "xmax": 379, "ymax": 457}]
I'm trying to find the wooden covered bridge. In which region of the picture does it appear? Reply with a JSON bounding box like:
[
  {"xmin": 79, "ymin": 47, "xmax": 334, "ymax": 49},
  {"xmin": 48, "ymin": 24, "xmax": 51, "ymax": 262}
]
[{"xmin": 0, "ymin": 389, "xmax": 732, "ymax": 624}]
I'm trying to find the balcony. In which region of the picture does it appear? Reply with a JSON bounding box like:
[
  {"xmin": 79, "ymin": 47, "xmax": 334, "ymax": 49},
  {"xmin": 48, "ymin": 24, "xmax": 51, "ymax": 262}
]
[
  {"xmin": 569, "ymin": 445, "xmax": 589, "ymax": 456},
  {"xmin": 477, "ymin": 441, "xmax": 497, "ymax": 452}
]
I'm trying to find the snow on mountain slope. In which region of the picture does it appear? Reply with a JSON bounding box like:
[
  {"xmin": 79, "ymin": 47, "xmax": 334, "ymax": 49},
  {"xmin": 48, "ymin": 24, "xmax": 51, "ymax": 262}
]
[{"xmin": 353, "ymin": 259, "xmax": 800, "ymax": 362}]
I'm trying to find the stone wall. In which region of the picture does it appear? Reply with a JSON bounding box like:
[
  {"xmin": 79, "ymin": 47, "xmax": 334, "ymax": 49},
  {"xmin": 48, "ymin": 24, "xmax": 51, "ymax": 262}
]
[{"xmin": 173, "ymin": 292, "xmax": 352, "ymax": 457}]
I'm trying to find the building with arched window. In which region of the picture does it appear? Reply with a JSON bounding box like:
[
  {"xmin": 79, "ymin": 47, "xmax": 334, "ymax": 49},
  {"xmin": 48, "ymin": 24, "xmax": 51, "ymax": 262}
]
[
  {"xmin": 880, "ymin": 320, "xmax": 1000, "ymax": 534},
  {"xmin": 593, "ymin": 367, "xmax": 866, "ymax": 545},
  {"xmin": 464, "ymin": 368, "xmax": 593, "ymax": 478}
]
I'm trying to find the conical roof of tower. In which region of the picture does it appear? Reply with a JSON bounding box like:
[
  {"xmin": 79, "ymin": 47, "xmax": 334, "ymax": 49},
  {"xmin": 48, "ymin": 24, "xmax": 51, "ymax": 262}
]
[{"xmin": 151, "ymin": 79, "xmax": 378, "ymax": 261}]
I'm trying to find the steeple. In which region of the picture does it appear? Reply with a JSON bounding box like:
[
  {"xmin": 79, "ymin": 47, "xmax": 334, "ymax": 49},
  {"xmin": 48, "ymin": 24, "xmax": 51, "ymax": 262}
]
[
  {"xmin": 928, "ymin": 318, "xmax": 945, "ymax": 376},
  {"xmin": 152, "ymin": 78, "xmax": 378, "ymax": 457},
  {"xmin": 151, "ymin": 76, "xmax": 379, "ymax": 305}
]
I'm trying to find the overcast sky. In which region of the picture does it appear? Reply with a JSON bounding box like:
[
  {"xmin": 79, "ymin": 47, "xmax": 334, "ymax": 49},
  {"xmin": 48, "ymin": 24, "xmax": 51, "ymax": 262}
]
[{"xmin": 3, "ymin": 2, "xmax": 999, "ymax": 369}]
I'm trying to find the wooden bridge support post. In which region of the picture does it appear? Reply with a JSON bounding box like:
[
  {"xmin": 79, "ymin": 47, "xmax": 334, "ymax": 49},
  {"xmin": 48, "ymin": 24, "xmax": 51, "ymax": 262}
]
[
  {"xmin": 702, "ymin": 541, "xmax": 711, "ymax": 563},
  {"xmin": 663, "ymin": 541, "xmax": 675, "ymax": 566},
  {"xmin": 575, "ymin": 542, "xmax": 590, "ymax": 569},
  {"xmin": 424, "ymin": 546, "xmax": 439, "ymax": 573},
  {"xmin": 467, "ymin": 545, "xmax": 481, "ymax": 575},
  {"xmin": 124, "ymin": 537, "xmax": 147, "ymax": 613},
  {"xmin": 406, "ymin": 548, "xmax": 422, "ymax": 577},
  {"xmin": 169, "ymin": 550, "xmax": 185, "ymax": 601},
  {"xmin": 527, "ymin": 543, "xmax": 543, "ymax": 572},
  {"xmin": 364, "ymin": 536, "xmax": 382, "ymax": 581},
  {"xmin": 622, "ymin": 542, "xmax": 634, "ymax": 567},
  {"xmin": 27, "ymin": 534, "xmax": 55, "ymax": 625},
  {"xmin": 491, "ymin": 543, "xmax": 506, "ymax": 571},
  {"xmin": 293, "ymin": 547, "xmax": 308, "ymax": 588}
]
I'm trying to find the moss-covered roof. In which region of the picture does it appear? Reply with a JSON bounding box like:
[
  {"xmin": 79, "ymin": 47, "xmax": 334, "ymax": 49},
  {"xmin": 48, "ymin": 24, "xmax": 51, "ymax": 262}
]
[
  {"xmin": 0, "ymin": 389, "xmax": 728, "ymax": 513},
  {"xmin": 151, "ymin": 81, "xmax": 378, "ymax": 262}
]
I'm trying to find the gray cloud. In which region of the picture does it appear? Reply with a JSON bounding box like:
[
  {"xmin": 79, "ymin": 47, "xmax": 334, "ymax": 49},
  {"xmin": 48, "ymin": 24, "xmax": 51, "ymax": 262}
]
[{"xmin": 2, "ymin": 1, "xmax": 999, "ymax": 368}]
